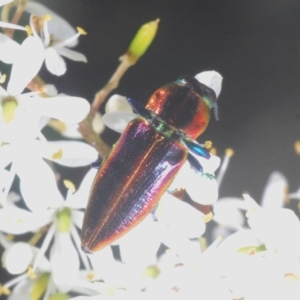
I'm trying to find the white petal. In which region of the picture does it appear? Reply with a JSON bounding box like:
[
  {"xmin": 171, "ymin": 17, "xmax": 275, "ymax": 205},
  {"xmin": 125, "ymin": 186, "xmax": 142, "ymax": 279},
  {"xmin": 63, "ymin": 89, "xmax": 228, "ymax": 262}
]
[
  {"xmin": 68, "ymin": 297, "xmax": 101, "ymax": 300},
  {"xmin": 0, "ymin": 169, "xmax": 10, "ymax": 192},
  {"xmin": 33, "ymin": 95, "xmax": 90, "ymax": 124},
  {"xmin": 289, "ymin": 186, "xmax": 300, "ymax": 200},
  {"xmin": 105, "ymin": 94, "xmax": 133, "ymax": 113},
  {"xmin": 0, "ymin": 206, "xmax": 53, "ymax": 234},
  {"xmin": 216, "ymin": 229, "xmax": 261, "ymax": 255},
  {"xmin": 169, "ymin": 161, "xmax": 219, "ymax": 205},
  {"xmin": 0, "ymin": 85, "xmax": 8, "ymax": 96},
  {"xmin": 2, "ymin": 242, "xmax": 33, "ymax": 274},
  {"xmin": 119, "ymin": 216, "xmax": 160, "ymax": 270},
  {"xmin": 0, "ymin": 95, "xmax": 43, "ymax": 143},
  {"xmin": 0, "ymin": 0, "xmax": 13, "ymax": 5},
  {"xmin": 7, "ymin": 279, "xmax": 32, "ymax": 300},
  {"xmin": 66, "ymin": 168, "xmax": 97, "ymax": 209},
  {"xmin": 87, "ymin": 245, "xmax": 116, "ymax": 274},
  {"xmin": 40, "ymin": 141, "xmax": 98, "ymax": 167},
  {"xmin": 43, "ymin": 84, "xmax": 58, "ymax": 96},
  {"xmin": 102, "ymin": 111, "xmax": 137, "ymax": 133},
  {"xmin": 0, "ymin": 21, "xmax": 26, "ymax": 31},
  {"xmin": 56, "ymin": 47, "xmax": 87, "ymax": 62},
  {"xmin": 195, "ymin": 71, "xmax": 223, "ymax": 98},
  {"xmin": 248, "ymin": 208, "xmax": 300, "ymax": 254},
  {"xmin": 25, "ymin": 1, "xmax": 79, "ymax": 47},
  {"xmin": 71, "ymin": 210, "xmax": 85, "ymax": 228},
  {"xmin": 45, "ymin": 47, "xmax": 66, "ymax": 76},
  {"xmin": 16, "ymin": 156, "xmax": 64, "ymax": 211},
  {"xmin": 8, "ymin": 36, "xmax": 45, "ymax": 95},
  {"xmin": 160, "ymin": 228, "xmax": 202, "ymax": 263},
  {"xmin": 50, "ymin": 231, "xmax": 80, "ymax": 293},
  {"xmin": 213, "ymin": 198, "xmax": 247, "ymax": 229},
  {"xmin": 157, "ymin": 193, "xmax": 206, "ymax": 238},
  {"xmin": 0, "ymin": 33, "xmax": 20, "ymax": 64},
  {"xmin": 261, "ymin": 171, "xmax": 288, "ymax": 209},
  {"xmin": 0, "ymin": 144, "xmax": 13, "ymax": 169}
]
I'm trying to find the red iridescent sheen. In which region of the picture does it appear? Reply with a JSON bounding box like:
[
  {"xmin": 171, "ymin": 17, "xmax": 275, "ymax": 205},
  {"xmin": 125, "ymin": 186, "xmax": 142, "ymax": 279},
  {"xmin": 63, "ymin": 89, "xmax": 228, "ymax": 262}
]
[
  {"xmin": 146, "ymin": 82, "xmax": 211, "ymax": 139},
  {"xmin": 81, "ymin": 117, "xmax": 187, "ymax": 253}
]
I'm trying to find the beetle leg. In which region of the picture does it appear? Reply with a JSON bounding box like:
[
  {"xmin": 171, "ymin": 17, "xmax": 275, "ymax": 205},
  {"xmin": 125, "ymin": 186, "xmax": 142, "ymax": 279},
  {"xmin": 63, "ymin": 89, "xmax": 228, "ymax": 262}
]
[
  {"xmin": 91, "ymin": 160, "xmax": 102, "ymax": 169},
  {"xmin": 127, "ymin": 98, "xmax": 153, "ymax": 120},
  {"xmin": 187, "ymin": 153, "xmax": 203, "ymax": 173},
  {"xmin": 183, "ymin": 139, "xmax": 210, "ymax": 159}
]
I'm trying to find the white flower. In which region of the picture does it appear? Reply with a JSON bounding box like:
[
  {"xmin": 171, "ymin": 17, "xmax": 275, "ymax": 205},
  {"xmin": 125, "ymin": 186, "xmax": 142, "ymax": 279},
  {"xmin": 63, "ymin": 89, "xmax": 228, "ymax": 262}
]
[
  {"xmin": 212, "ymin": 170, "xmax": 288, "ymax": 239},
  {"xmin": 29, "ymin": 12, "xmax": 87, "ymax": 76},
  {"xmin": 0, "ymin": 169, "xmax": 100, "ymax": 298},
  {"xmin": 216, "ymin": 228, "xmax": 300, "ymax": 299},
  {"xmin": 0, "ymin": 33, "xmax": 90, "ymax": 144},
  {"xmin": 0, "ymin": 140, "xmax": 98, "ymax": 211},
  {"xmin": 245, "ymin": 194, "xmax": 300, "ymax": 255}
]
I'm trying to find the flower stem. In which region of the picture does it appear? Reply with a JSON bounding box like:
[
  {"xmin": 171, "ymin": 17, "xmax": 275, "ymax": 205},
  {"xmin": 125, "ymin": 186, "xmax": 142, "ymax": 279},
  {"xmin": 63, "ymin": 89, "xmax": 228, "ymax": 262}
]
[
  {"xmin": 78, "ymin": 54, "xmax": 135, "ymax": 158},
  {"xmin": 3, "ymin": 1, "xmax": 27, "ymax": 38}
]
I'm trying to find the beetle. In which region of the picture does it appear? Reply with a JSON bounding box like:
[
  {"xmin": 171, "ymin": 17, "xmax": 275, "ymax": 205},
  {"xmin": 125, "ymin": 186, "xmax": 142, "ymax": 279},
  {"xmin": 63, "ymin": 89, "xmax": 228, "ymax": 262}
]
[{"xmin": 81, "ymin": 71, "xmax": 222, "ymax": 253}]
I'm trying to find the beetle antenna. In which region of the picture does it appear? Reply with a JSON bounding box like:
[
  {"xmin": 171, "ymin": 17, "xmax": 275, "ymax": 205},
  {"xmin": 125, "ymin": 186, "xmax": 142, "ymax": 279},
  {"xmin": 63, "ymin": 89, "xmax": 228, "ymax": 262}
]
[{"xmin": 213, "ymin": 103, "xmax": 219, "ymax": 121}]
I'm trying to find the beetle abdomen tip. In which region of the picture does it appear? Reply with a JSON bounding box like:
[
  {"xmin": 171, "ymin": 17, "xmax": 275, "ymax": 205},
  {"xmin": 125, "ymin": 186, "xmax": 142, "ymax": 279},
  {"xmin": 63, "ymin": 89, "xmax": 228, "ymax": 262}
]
[{"xmin": 81, "ymin": 243, "xmax": 93, "ymax": 254}]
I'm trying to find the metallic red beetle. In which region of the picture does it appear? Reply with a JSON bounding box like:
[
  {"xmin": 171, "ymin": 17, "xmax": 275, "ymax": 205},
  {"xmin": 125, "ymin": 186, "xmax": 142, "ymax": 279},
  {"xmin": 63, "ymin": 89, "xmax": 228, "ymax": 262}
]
[{"xmin": 81, "ymin": 71, "xmax": 222, "ymax": 253}]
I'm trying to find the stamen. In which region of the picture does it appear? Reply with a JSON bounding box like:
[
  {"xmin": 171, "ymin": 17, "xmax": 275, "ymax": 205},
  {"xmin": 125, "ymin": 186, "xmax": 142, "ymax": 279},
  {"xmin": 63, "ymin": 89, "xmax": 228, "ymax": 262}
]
[
  {"xmin": 225, "ymin": 148, "xmax": 234, "ymax": 157},
  {"xmin": 204, "ymin": 140, "xmax": 212, "ymax": 149},
  {"xmin": 25, "ymin": 25, "xmax": 32, "ymax": 36},
  {"xmin": 63, "ymin": 180, "xmax": 76, "ymax": 193},
  {"xmin": 51, "ymin": 148, "xmax": 63, "ymax": 159},
  {"xmin": 0, "ymin": 73, "xmax": 6, "ymax": 83},
  {"xmin": 86, "ymin": 272, "xmax": 95, "ymax": 281},
  {"xmin": 48, "ymin": 119, "xmax": 67, "ymax": 134},
  {"xmin": 284, "ymin": 186, "xmax": 290, "ymax": 205},
  {"xmin": 42, "ymin": 14, "xmax": 52, "ymax": 21},
  {"xmin": 0, "ymin": 284, "xmax": 10, "ymax": 296},
  {"xmin": 216, "ymin": 148, "xmax": 234, "ymax": 188},
  {"xmin": 77, "ymin": 26, "xmax": 87, "ymax": 35},
  {"xmin": 210, "ymin": 147, "xmax": 217, "ymax": 155},
  {"xmin": 294, "ymin": 140, "xmax": 300, "ymax": 155},
  {"xmin": 203, "ymin": 211, "xmax": 213, "ymax": 223},
  {"xmin": 284, "ymin": 273, "xmax": 299, "ymax": 282},
  {"xmin": 5, "ymin": 234, "xmax": 14, "ymax": 241},
  {"xmin": 54, "ymin": 27, "xmax": 87, "ymax": 48},
  {"xmin": 28, "ymin": 226, "xmax": 49, "ymax": 246},
  {"xmin": 27, "ymin": 266, "xmax": 37, "ymax": 279},
  {"xmin": 199, "ymin": 236, "xmax": 207, "ymax": 251}
]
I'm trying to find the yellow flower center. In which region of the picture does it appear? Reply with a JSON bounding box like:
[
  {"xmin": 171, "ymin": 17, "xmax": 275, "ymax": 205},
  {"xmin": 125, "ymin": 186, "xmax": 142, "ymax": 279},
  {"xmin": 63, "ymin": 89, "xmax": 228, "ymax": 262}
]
[
  {"xmin": 2, "ymin": 96, "xmax": 18, "ymax": 123},
  {"xmin": 56, "ymin": 207, "xmax": 72, "ymax": 233}
]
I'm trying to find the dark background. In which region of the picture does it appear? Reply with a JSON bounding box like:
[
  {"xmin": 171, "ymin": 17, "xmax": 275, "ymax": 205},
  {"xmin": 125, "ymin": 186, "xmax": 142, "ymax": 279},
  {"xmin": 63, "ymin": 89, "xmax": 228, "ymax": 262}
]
[
  {"xmin": 1, "ymin": 0, "xmax": 300, "ymax": 294},
  {"xmin": 39, "ymin": 0, "xmax": 300, "ymax": 200}
]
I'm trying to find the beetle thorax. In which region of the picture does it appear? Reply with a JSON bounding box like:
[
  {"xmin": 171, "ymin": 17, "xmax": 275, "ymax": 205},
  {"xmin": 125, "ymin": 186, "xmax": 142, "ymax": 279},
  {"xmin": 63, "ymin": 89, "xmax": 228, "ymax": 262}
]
[{"xmin": 145, "ymin": 82, "xmax": 211, "ymax": 140}]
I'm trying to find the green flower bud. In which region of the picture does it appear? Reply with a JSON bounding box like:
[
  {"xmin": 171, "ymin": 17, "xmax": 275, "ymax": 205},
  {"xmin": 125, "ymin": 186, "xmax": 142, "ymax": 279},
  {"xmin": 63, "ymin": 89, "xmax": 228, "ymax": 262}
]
[{"xmin": 127, "ymin": 19, "xmax": 159, "ymax": 63}]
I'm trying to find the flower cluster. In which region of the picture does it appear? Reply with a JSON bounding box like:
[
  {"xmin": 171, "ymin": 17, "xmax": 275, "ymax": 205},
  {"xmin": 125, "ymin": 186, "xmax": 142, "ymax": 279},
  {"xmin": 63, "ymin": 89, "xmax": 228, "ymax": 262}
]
[{"xmin": 0, "ymin": 1, "xmax": 300, "ymax": 300}]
